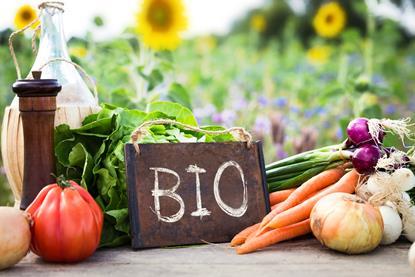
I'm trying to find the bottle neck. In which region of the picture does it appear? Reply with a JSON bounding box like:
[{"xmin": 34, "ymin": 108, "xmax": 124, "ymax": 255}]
[{"xmin": 35, "ymin": 7, "xmax": 70, "ymax": 63}]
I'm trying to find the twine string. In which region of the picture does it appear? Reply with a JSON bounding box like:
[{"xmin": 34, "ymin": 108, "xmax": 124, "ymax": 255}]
[
  {"xmin": 130, "ymin": 119, "xmax": 253, "ymax": 154},
  {"xmin": 31, "ymin": 24, "xmax": 41, "ymax": 55},
  {"xmin": 9, "ymin": 17, "xmax": 41, "ymax": 80},
  {"xmin": 38, "ymin": 57, "xmax": 99, "ymax": 100}
]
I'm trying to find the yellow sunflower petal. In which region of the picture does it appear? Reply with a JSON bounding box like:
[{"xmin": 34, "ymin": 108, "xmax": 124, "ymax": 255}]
[
  {"xmin": 313, "ymin": 2, "xmax": 346, "ymax": 39},
  {"xmin": 250, "ymin": 14, "xmax": 266, "ymax": 33},
  {"xmin": 14, "ymin": 4, "xmax": 39, "ymax": 30},
  {"xmin": 306, "ymin": 45, "xmax": 331, "ymax": 65},
  {"xmin": 69, "ymin": 46, "xmax": 88, "ymax": 58},
  {"xmin": 136, "ymin": 0, "xmax": 188, "ymax": 51}
]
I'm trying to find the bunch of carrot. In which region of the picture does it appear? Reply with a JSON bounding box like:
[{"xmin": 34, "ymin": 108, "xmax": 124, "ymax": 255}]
[{"xmin": 231, "ymin": 166, "xmax": 360, "ymax": 254}]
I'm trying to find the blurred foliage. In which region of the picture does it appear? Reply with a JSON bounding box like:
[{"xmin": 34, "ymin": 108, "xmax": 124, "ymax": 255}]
[{"xmin": 0, "ymin": 0, "xmax": 414, "ymax": 205}]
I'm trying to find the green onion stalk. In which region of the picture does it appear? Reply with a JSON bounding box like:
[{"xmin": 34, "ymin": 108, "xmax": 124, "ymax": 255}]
[{"xmin": 266, "ymin": 142, "xmax": 353, "ymax": 192}]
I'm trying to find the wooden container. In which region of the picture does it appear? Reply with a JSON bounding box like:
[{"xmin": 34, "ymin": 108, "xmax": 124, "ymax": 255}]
[{"xmin": 12, "ymin": 72, "xmax": 61, "ymax": 209}]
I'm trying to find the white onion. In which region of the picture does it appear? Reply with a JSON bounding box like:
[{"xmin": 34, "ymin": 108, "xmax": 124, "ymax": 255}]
[
  {"xmin": 402, "ymin": 192, "xmax": 411, "ymax": 203},
  {"xmin": 366, "ymin": 172, "xmax": 392, "ymax": 194},
  {"xmin": 404, "ymin": 206, "xmax": 415, "ymax": 242},
  {"xmin": 379, "ymin": 205, "xmax": 402, "ymax": 245},
  {"xmin": 391, "ymin": 168, "xmax": 415, "ymax": 192},
  {"xmin": 310, "ymin": 193, "xmax": 383, "ymax": 254},
  {"xmin": 409, "ymin": 242, "xmax": 415, "ymax": 269},
  {"xmin": 0, "ymin": 207, "xmax": 31, "ymax": 270}
]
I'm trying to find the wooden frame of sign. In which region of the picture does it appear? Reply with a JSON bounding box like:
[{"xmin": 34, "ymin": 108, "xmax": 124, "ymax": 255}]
[{"xmin": 125, "ymin": 141, "xmax": 270, "ymax": 249}]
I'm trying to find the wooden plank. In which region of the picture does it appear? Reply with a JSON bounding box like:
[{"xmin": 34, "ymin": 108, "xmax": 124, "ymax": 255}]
[
  {"xmin": 125, "ymin": 141, "xmax": 269, "ymax": 249},
  {"xmin": 5, "ymin": 239, "xmax": 414, "ymax": 276}
]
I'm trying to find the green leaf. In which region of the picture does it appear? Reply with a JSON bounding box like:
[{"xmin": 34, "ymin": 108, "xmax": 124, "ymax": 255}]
[
  {"xmin": 106, "ymin": 208, "xmax": 129, "ymax": 234},
  {"xmin": 147, "ymin": 101, "xmax": 197, "ymax": 126},
  {"xmin": 201, "ymin": 126, "xmax": 236, "ymax": 142},
  {"xmin": 137, "ymin": 67, "xmax": 164, "ymax": 91},
  {"xmin": 117, "ymin": 109, "xmax": 147, "ymax": 129},
  {"xmin": 73, "ymin": 117, "xmax": 114, "ymax": 137},
  {"xmin": 110, "ymin": 88, "xmax": 136, "ymax": 109},
  {"xmin": 99, "ymin": 221, "xmax": 130, "ymax": 248},
  {"xmin": 167, "ymin": 83, "xmax": 192, "ymax": 109},
  {"xmin": 68, "ymin": 143, "xmax": 94, "ymax": 189}
]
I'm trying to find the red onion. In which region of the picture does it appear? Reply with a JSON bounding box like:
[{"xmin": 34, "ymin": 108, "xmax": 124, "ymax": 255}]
[
  {"xmin": 352, "ymin": 144, "xmax": 381, "ymax": 174},
  {"xmin": 347, "ymin": 118, "xmax": 384, "ymax": 146}
]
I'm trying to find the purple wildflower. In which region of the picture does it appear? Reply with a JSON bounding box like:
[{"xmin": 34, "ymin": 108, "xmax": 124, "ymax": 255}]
[
  {"xmin": 384, "ymin": 104, "xmax": 397, "ymax": 115},
  {"xmin": 211, "ymin": 113, "xmax": 223, "ymax": 124},
  {"xmin": 221, "ymin": 110, "xmax": 237, "ymax": 127},
  {"xmin": 273, "ymin": 97, "xmax": 288, "ymax": 108},
  {"xmin": 275, "ymin": 144, "xmax": 288, "ymax": 160},
  {"xmin": 335, "ymin": 126, "xmax": 343, "ymax": 140},
  {"xmin": 253, "ymin": 116, "xmax": 271, "ymax": 135},
  {"xmin": 257, "ymin": 95, "xmax": 268, "ymax": 107}
]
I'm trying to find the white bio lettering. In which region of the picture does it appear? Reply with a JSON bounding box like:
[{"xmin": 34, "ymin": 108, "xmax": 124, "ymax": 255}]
[
  {"xmin": 213, "ymin": 161, "xmax": 248, "ymax": 217},
  {"xmin": 150, "ymin": 167, "xmax": 185, "ymax": 223},
  {"xmin": 186, "ymin": 164, "xmax": 211, "ymax": 219}
]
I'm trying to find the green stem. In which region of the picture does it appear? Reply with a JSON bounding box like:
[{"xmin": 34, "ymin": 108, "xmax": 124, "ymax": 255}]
[
  {"xmin": 267, "ymin": 160, "xmax": 346, "ymax": 192},
  {"xmin": 268, "ymin": 164, "xmax": 327, "ymax": 192},
  {"xmin": 365, "ymin": 10, "xmax": 375, "ymax": 80},
  {"xmin": 265, "ymin": 143, "xmax": 345, "ymax": 170},
  {"xmin": 56, "ymin": 175, "xmax": 72, "ymax": 188}
]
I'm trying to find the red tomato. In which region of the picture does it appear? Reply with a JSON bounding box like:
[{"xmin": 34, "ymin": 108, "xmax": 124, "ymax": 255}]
[{"xmin": 26, "ymin": 178, "xmax": 103, "ymax": 262}]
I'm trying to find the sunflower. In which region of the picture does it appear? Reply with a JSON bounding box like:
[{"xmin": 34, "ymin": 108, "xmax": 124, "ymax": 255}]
[
  {"xmin": 250, "ymin": 14, "xmax": 266, "ymax": 33},
  {"xmin": 306, "ymin": 45, "xmax": 331, "ymax": 65},
  {"xmin": 14, "ymin": 4, "xmax": 39, "ymax": 30},
  {"xmin": 136, "ymin": 0, "xmax": 188, "ymax": 51},
  {"xmin": 69, "ymin": 46, "xmax": 88, "ymax": 58},
  {"xmin": 313, "ymin": 2, "xmax": 346, "ymax": 38}
]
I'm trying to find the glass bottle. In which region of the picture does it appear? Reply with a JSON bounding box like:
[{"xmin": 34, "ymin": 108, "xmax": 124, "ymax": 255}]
[{"xmin": 11, "ymin": 2, "xmax": 97, "ymax": 107}]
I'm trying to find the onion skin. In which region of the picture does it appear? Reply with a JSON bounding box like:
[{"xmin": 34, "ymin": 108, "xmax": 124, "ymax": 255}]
[
  {"xmin": 352, "ymin": 144, "xmax": 381, "ymax": 174},
  {"xmin": 0, "ymin": 207, "xmax": 31, "ymax": 270},
  {"xmin": 347, "ymin": 118, "xmax": 385, "ymax": 146},
  {"xmin": 379, "ymin": 205, "xmax": 402, "ymax": 245},
  {"xmin": 409, "ymin": 242, "xmax": 415, "ymax": 269},
  {"xmin": 347, "ymin": 118, "xmax": 371, "ymax": 145},
  {"xmin": 310, "ymin": 193, "xmax": 383, "ymax": 254}
]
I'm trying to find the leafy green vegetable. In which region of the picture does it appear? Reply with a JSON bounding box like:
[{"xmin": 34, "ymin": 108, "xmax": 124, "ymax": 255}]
[
  {"xmin": 147, "ymin": 101, "xmax": 198, "ymax": 126},
  {"xmin": 54, "ymin": 101, "xmax": 235, "ymax": 247}
]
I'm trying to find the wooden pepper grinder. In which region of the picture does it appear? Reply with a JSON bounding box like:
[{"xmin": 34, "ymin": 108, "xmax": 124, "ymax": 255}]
[{"xmin": 12, "ymin": 71, "xmax": 61, "ymax": 210}]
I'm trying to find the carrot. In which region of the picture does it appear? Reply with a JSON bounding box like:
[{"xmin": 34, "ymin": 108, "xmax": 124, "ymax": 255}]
[
  {"xmin": 269, "ymin": 189, "xmax": 295, "ymax": 206},
  {"xmin": 236, "ymin": 219, "xmax": 311, "ymax": 254},
  {"xmin": 230, "ymin": 223, "xmax": 260, "ymax": 247},
  {"xmin": 260, "ymin": 167, "xmax": 346, "ymax": 229},
  {"xmin": 265, "ymin": 169, "xmax": 359, "ymax": 229},
  {"xmin": 271, "ymin": 203, "xmax": 281, "ymax": 210},
  {"xmin": 255, "ymin": 190, "xmax": 320, "ymax": 237}
]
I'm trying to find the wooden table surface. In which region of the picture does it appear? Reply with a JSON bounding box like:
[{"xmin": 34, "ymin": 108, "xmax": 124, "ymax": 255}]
[{"xmin": 2, "ymin": 238, "xmax": 414, "ymax": 277}]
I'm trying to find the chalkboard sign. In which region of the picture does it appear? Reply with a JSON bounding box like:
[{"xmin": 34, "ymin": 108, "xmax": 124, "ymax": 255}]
[{"xmin": 125, "ymin": 141, "xmax": 269, "ymax": 249}]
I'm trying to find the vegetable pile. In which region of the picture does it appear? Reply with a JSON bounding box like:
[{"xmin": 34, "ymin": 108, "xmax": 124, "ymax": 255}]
[
  {"xmin": 232, "ymin": 117, "xmax": 415, "ymax": 256},
  {"xmin": 54, "ymin": 101, "xmax": 235, "ymax": 247},
  {"xmin": 266, "ymin": 117, "xmax": 413, "ymax": 191}
]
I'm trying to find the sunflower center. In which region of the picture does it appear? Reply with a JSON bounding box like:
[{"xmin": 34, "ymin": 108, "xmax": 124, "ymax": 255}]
[
  {"xmin": 21, "ymin": 10, "xmax": 33, "ymax": 21},
  {"xmin": 325, "ymin": 14, "xmax": 334, "ymax": 24},
  {"xmin": 147, "ymin": 0, "xmax": 172, "ymax": 31}
]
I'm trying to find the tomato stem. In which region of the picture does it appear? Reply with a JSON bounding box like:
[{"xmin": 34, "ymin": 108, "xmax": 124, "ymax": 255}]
[{"xmin": 55, "ymin": 175, "xmax": 72, "ymax": 188}]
